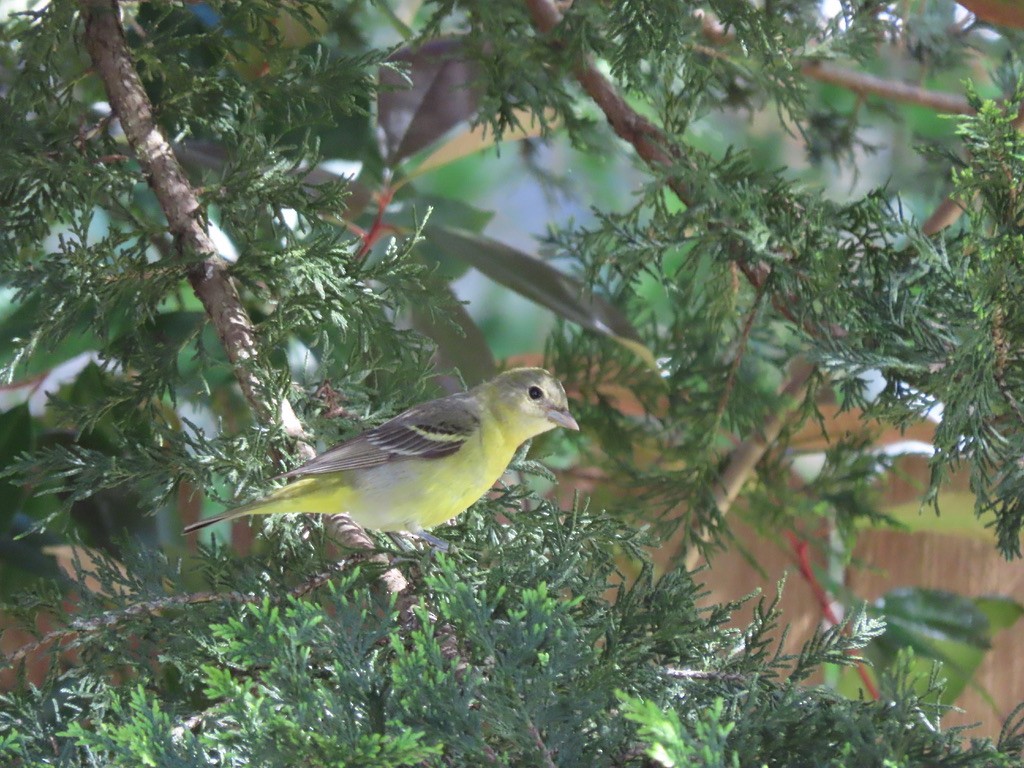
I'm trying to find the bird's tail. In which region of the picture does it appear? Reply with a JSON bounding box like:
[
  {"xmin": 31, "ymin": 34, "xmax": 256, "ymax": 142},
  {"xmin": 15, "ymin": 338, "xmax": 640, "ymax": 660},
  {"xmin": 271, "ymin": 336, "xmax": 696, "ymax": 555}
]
[
  {"xmin": 182, "ymin": 480, "xmax": 324, "ymax": 534},
  {"xmin": 182, "ymin": 506, "xmax": 254, "ymax": 534},
  {"xmin": 186, "ymin": 481, "xmax": 354, "ymax": 536},
  {"xmin": 182, "ymin": 497, "xmax": 282, "ymax": 534}
]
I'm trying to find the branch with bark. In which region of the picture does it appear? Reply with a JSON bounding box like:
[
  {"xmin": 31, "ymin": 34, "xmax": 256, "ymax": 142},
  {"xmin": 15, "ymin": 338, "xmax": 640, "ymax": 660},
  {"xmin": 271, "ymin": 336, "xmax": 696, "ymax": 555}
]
[
  {"xmin": 77, "ymin": 0, "xmax": 407, "ymax": 591},
  {"xmin": 523, "ymin": 0, "xmax": 1024, "ymax": 546},
  {"xmin": 697, "ymin": 9, "xmax": 1024, "ymax": 235},
  {"xmin": 526, "ymin": 0, "xmax": 818, "ymax": 537},
  {"xmin": 79, "ymin": 0, "xmax": 310, "ymax": 451},
  {"xmin": 697, "ymin": 12, "xmax": 974, "ymax": 115}
]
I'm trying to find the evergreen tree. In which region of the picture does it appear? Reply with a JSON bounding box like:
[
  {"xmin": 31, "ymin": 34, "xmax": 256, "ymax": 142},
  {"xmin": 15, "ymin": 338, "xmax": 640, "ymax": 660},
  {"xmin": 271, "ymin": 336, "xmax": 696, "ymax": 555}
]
[{"xmin": 1, "ymin": 0, "xmax": 1023, "ymax": 765}]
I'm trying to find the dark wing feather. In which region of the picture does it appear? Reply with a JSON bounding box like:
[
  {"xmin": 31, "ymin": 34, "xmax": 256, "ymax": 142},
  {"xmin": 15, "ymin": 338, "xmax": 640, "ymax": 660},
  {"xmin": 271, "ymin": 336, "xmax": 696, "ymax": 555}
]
[{"xmin": 278, "ymin": 392, "xmax": 480, "ymax": 478}]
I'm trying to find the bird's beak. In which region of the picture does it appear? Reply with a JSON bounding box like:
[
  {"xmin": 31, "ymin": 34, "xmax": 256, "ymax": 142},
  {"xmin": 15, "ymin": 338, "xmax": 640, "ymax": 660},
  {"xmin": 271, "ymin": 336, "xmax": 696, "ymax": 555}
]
[{"xmin": 546, "ymin": 408, "xmax": 580, "ymax": 431}]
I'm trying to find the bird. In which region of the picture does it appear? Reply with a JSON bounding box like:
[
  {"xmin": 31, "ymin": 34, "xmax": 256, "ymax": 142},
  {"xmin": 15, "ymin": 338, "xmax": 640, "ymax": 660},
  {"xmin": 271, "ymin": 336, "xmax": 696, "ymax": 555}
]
[{"xmin": 183, "ymin": 368, "xmax": 579, "ymax": 542}]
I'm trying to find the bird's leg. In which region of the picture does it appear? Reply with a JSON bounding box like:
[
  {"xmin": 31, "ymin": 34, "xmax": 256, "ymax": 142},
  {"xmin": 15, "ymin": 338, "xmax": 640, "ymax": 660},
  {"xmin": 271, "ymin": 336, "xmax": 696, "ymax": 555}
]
[
  {"xmin": 386, "ymin": 531, "xmax": 415, "ymax": 552},
  {"xmin": 386, "ymin": 529, "xmax": 450, "ymax": 555},
  {"xmin": 412, "ymin": 529, "xmax": 450, "ymax": 552}
]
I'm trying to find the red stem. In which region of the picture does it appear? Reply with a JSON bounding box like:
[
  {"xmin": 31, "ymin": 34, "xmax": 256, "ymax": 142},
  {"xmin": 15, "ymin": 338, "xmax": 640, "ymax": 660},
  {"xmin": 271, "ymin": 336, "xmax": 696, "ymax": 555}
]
[
  {"xmin": 357, "ymin": 186, "xmax": 395, "ymax": 259},
  {"xmin": 785, "ymin": 530, "xmax": 881, "ymax": 700}
]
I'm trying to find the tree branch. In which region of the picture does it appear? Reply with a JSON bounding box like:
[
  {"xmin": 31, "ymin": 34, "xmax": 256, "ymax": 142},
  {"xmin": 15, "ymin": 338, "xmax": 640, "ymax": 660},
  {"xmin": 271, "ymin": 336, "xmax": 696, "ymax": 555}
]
[
  {"xmin": 798, "ymin": 61, "xmax": 973, "ymax": 115},
  {"xmin": 921, "ymin": 196, "xmax": 969, "ymax": 236},
  {"xmin": 713, "ymin": 287, "xmax": 764, "ymax": 424},
  {"xmin": 526, "ymin": 0, "xmax": 817, "ymax": 546},
  {"xmin": 77, "ymin": 1, "xmax": 412, "ymax": 587},
  {"xmin": 78, "ymin": 0, "xmax": 310, "ymax": 451},
  {"xmin": 683, "ymin": 360, "xmax": 815, "ymax": 570},
  {"xmin": 524, "ymin": 0, "xmax": 696, "ymax": 207},
  {"xmin": 664, "ymin": 666, "xmax": 748, "ymax": 684},
  {"xmin": 527, "ymin": 721, "xmax": 558, "ymax": 768},
  {"xmin": 699, "ymin": 9, "xmax": 1024, "ymax": 238},
  {"xmin": 712, "ymin": 360, "xmax": 815, "ymax": 518},
  {"xmin": 697, "ymin": 12, "xmax": 974, "ymax": 115}
]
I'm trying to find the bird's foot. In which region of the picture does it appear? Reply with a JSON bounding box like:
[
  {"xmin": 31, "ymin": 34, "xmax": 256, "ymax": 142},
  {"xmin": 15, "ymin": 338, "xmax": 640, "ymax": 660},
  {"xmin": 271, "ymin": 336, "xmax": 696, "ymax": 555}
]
[
  {"xmin": 412, "ymin": 529, "xmax": 450, "ymax": 552},
  {"xmin": 385, "ymin": 530, "xmax": 450, "ymax": 555}
]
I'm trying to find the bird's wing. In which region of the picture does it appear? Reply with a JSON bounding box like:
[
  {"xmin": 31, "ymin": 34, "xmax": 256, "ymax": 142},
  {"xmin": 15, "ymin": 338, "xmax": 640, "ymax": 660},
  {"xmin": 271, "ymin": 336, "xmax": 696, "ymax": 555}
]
[{"xmin": 278, "ymin": 393, "xmax": 481, "ymax": 477}]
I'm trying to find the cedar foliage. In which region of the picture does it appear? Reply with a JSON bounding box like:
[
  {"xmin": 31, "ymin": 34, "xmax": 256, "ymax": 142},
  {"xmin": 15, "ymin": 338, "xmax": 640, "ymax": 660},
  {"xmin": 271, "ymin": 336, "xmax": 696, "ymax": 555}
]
[{"xmin": 1, "ymin": 0, "xmax": 1024, "ymax": 765}]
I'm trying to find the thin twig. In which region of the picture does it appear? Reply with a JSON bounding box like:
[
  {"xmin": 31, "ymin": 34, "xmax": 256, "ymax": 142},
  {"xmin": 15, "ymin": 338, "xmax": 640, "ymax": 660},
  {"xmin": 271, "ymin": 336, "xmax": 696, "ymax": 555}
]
[
  {"xmin": 990, "ymin": 300, "xmax": 1024, "ymax": 427},
  {"xmin": 712, "ymin": 360, "xmax": 815, "ymax": 518},
  {"xmin": 713, "ymin": 290, "xmax": 764, "ymax": 425},
  {"xmin": 527, "ymin": 721, "xmax": 558, "ymax": 768},
  {"xmin": 684, "ymin": 359, "xmax": 816, "ymax": 569},
  {"xmin": 170, "ymin": 711, "xmax": 209, "ymax": 740},
  {"xmin": 697, "ymin": 12, "xmax": 974, "ymax": 115},
  {"xmin": 921, "ymin": 196, "xmax": 968, "ymax": 236},
  {"xmin": 356, "ymin": 185, "xmax": 395, "ymax": 259},
  {"xmin": 700, "ymin": 6, "xmax": 1003, "ymax": 239},
  {"xmin": 704, "ymin": 7, "xmax": 1024, "ymax": 241},
  {"xmin": 527, "ymin": 0, "xmax": 819, "ymax": 555},
  {"xmin": 799, "ymin": 61, "xmax": 973, "ymax": 114},
  {"xmin": 524, "ymin": 0, "xmax": 696, "ymax": 207},
  {"xmin": 784, "ymin": 530, "xmax": 880, "ymax": 699}
]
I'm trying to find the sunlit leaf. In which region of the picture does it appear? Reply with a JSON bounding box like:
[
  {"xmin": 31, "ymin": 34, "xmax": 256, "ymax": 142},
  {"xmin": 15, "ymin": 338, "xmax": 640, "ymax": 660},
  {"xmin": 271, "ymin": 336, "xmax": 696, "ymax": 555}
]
[
  {"xmin": 973, "ymin": 596, "xmax": 1024, "ymax": 632},
  {"xmin": 875, "ymin": 588, "xmax": 995, "ymax": 649},
  {"xmin": 840, "ymin": 588, "xmax": 1024, "ymax": 706},
  {"xmin": 430, "ymin": 226, "xmax": 658, "ymax": 370},
  {"xmin": 399, "ymin": 108, "xmax": 556, "ymax": 185}
]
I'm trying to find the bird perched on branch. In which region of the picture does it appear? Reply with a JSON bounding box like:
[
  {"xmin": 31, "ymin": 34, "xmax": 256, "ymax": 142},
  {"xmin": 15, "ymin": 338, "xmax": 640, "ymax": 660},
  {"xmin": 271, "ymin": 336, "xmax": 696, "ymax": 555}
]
[{"xmin": 184, "ymin": 368, "xmax": 579, "ymax": 543}]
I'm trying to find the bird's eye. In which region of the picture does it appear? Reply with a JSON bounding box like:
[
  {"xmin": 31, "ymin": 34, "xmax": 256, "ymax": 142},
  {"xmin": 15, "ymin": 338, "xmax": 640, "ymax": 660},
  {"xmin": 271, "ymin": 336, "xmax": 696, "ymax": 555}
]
[{"xmin": 528, "ymin": 385, "xmax": 543, "ymax": 401}]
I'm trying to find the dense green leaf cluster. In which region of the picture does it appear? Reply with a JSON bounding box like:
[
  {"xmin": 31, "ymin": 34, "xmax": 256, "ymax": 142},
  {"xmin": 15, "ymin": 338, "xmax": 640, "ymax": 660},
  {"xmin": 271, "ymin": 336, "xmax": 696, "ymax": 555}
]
[{"xmin": 4, "ymin": 498, "xmax": 1019, "ymax": 766}]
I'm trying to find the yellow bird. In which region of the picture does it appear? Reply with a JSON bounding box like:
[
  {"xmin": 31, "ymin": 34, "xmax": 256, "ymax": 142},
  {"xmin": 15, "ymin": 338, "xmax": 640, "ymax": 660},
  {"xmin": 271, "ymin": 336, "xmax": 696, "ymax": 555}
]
[{"xmin": 184, "ymin": 368, "xmax": 579, "ymax": 540}]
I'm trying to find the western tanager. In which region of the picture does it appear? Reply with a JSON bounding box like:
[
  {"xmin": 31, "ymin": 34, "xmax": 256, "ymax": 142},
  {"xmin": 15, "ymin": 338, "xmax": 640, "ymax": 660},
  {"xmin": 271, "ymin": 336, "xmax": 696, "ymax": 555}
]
[{"xmin": 184, "ymin": 368, "xmax": 578, "ymax": 538}]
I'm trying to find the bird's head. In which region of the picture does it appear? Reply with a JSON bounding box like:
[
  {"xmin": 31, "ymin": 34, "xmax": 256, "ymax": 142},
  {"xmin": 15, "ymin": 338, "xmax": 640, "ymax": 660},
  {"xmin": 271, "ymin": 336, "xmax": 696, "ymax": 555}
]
[{"xmin": 482, "ymin": 367, "xmax": 579, "ymax": 444}]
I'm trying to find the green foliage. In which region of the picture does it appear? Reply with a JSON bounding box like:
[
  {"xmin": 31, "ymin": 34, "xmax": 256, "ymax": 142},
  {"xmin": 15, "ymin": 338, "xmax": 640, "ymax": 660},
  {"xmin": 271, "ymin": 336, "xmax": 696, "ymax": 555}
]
[
  {"xmin": 619, "ymin": 695, "xmax": 738, "ymax": 768},
  {"xmin": 838, "ymin": 589, "xmax": 1024, "ymax": 706},
  {"xmin": 1, "ymin": 0, "xmax": 1024, "ymax": 765},
  {"xmin": 1, "ymin": 499, "xmax": 1014, "ymax": 766}
]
